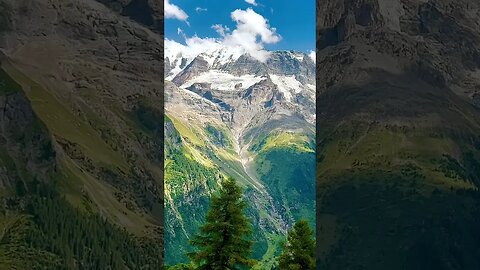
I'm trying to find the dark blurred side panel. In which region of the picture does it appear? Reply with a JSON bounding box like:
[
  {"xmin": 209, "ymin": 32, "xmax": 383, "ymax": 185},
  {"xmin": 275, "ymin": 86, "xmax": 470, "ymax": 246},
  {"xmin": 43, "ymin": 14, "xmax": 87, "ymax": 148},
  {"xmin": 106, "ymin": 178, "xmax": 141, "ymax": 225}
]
[
  {"xmin": 0, "ymin": 0, "xmax": 164, "ymax": 268},
  {"xmin": 316, "ymin": 0, "xmax": 480, "ymax": 269}
]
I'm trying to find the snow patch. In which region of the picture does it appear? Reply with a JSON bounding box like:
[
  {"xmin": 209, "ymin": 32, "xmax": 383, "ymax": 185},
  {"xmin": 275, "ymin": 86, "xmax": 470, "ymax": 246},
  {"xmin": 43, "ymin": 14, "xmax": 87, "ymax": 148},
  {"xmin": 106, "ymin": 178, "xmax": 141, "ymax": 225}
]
[
  {"xmin": 270, "ymin": 75, "xmax": 304, "ymax": 102},
  {"xmin": 181, "ymin": 70, "xmax": 265, "ymax": 91},
  {"xmin": 180, "ymin": 88, "xmax": 220, "ymax": 108},
  {"xmin": 198, "ymin": 54, "xmax": 216, "ymax": 67},
  {"xmin": 199, "ymin": 47, "xmax": 244, "ymax": 67},
  {"xmin": 165, "ymin": 39, "xmax": 196, "ymax": 79},
  {"xmin": 166, "ymin": 58, "xmax": 189, "ymax": 80},
  {"xmin": 290, "ymin": 52, "xmax": 304, "ymax": 62}
]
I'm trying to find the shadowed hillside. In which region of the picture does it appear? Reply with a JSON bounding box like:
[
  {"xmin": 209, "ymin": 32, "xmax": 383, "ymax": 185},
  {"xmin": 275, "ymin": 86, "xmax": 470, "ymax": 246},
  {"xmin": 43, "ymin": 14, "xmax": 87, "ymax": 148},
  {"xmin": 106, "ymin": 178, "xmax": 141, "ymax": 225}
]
[
  {"xmin": 0, "ymin": 0, "xmax": 164, "ymax": 267},
  {"xmin": 316, "ymin": 0, "xmax": 480, "ymax": 269}
]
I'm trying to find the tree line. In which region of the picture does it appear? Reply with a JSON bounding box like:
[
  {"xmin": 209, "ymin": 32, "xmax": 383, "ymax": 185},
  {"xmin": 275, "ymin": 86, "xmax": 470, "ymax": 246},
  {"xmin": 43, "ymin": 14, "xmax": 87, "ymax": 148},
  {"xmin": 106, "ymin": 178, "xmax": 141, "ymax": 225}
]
[
  {"xmin": 166, "ymin": 177, "xmax": 316, "ymax": 270},
  {"xmin": 5, "ymin": 179, "xmax": 162, "ymax": 269}
]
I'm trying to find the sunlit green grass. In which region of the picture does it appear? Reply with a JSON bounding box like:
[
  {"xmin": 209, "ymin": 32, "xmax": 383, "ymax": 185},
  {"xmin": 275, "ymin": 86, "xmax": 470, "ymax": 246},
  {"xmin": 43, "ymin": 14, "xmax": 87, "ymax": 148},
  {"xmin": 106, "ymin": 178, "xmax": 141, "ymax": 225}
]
[{"xmin": 2, "ymin": 63, "xmax": 128, "ymax": 171}]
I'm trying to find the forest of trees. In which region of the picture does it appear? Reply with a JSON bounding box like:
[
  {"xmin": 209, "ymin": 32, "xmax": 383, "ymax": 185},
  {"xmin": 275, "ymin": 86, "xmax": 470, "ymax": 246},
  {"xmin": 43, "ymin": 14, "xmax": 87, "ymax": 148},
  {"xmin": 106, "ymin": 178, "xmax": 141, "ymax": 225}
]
[
  {"xmin": 3, "ymin": 179, "xmax": 162, "ymax": 269},
  {"xmin": 165, "ymin": 178, "xmax": 316, "ymax": 270},
  {"xmin": 5, "ymin": 174, "xmax": 313, "ymax": 269}
]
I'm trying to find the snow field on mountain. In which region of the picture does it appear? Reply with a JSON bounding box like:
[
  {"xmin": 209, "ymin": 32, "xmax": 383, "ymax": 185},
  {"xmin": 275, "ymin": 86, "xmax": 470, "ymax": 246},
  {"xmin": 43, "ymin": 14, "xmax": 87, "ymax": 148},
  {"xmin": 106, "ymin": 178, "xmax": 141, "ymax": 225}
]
[
  {"xmin": 269, "ymin": 74, "xmax": 304, "ymax": 102},
  {"xmin": 181, "ymin": 70, "xmax": 266, "ymax": 91},
  {"xmin": 199, "ymin": 47, "xmax": 244, "ymax": 67}
]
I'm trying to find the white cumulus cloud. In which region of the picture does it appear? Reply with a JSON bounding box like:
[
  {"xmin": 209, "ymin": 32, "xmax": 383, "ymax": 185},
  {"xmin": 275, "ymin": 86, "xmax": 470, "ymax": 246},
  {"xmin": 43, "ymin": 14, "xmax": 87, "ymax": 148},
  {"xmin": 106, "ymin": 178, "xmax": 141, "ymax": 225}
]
[
  {"xmin": 167, "ymin": 8, "xmax": 281, "ymax": 62},
  {"xmin": 245, "ymin": 0, "xmax": 258, "ymax": 6},
  {"xmin": 166, "ymin": 35, "xmax": 223, "ymax": 61},
  {"xmin": 223, "ymin": 8, "xmax": 281, "ymax": 61},
  {"xmin": 165, "ymin": 0, "xmax": 188, "ymax": 21},
  {"xmin": 308, "ymin": 50, "xmax": 316, "ymax": 63},
  {"xmin": 228, "ymin": 8, "xmax": 281, "ymax": 44},
  {"xmin": 211, "ymin": 24, "xmax": 230, "ymax": 37}
]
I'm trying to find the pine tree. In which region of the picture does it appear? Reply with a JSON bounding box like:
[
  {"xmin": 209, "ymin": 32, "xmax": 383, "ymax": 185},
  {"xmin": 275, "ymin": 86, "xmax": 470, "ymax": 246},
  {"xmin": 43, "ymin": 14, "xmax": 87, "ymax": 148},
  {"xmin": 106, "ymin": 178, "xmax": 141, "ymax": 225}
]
[
  {"xmin": 278, "ymin": 220, "xmax": 316, "ymax": 270},
  {"xmin": 187, "ymin": 177, "xmax": 256, "ymax": 269}
]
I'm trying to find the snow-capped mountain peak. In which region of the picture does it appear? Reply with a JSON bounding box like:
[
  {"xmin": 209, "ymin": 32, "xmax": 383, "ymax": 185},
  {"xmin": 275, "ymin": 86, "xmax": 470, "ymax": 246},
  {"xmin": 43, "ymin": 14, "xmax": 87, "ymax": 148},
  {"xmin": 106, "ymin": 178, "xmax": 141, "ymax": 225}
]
[
  {"xmin": 198, "ymin": 47, "xmax": 244, "ymax": 68},
  {"xmin": 165, "ymin": 43, "xmax": 315, "ymax": 82}
]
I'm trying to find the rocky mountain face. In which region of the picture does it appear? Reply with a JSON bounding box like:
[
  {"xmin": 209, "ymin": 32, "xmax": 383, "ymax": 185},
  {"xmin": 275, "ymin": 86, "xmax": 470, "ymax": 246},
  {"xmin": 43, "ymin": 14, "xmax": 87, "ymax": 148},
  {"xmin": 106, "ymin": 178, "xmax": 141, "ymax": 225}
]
[
  {"xmin": 317, "ymin": 0, "xmax": 480, "ymax": 269},
  {"xmin": 164, "ymin": 48, "xmax": 316, "ymax": 267},
  {"xmin": 0, "ymin": 0, "xmax": 164, "ymax": 267},
  {"xmin": 95, "ymin": 0, "xmax": 163, "ymax": 31}
]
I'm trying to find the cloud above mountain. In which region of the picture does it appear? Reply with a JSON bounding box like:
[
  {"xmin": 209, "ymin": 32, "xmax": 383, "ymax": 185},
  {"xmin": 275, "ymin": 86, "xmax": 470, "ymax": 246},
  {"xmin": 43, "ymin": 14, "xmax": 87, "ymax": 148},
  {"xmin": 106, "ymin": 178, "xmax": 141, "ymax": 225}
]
[
  {"xmin": 227, "ymin": 8, "xmax": 281, "ymax": 44},
  {"xmin": 212, "ymin": 24, "xmax": 230, "ymax": 37},
  {"xmin": 308, "ymin": 50, "xmax": 316, "ymax": 63},
  {"xmin": 223, "ymin": 8, "xmax": 281, "ymax": 60},
  {"xmin": 165, "ymin": 0, "xmax": 188, "ymax": 21},
  {"xmin": 169, "ymin": 8, "xmax": 281, "ymax": 62}
]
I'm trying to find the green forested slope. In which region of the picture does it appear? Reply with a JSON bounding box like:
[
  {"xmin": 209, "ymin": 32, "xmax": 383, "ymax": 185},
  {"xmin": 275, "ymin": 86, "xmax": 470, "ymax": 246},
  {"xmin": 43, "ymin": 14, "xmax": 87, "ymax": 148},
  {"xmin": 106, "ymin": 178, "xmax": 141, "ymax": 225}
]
[
  {"xmin": 2, "ymin": 183, "xmax": 161, "ymax": 269},
  {"xmin": 164, "ymin": 115, "xmax": 220, "ymax": 264},
  {"xmin": 252, "ymin": 131, "xmax": 316, "ymax": 227},
  {"xmin": 164, "ymin": 113, "xmax": 316, "ymax": 268}
]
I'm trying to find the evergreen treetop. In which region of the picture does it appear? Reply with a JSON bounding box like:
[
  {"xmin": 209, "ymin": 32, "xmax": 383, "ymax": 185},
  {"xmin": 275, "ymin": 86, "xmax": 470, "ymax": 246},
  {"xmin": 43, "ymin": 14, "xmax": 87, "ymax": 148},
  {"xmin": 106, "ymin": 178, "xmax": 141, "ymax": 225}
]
[
  {"xmin": 187, "ymin": 177, "xmax": 256, "ymax": 269},
  {"xmin": 278, "ymin": 220, "xmax": 316, "ymax": 270}
]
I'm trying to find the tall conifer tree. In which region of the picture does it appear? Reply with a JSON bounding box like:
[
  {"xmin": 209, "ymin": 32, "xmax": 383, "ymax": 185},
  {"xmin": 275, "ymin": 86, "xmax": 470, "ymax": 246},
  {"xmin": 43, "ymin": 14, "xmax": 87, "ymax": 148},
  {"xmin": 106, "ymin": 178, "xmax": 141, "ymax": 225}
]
[
  {"xmin": 278, "ymin": 220, "xmax": 316, "ymax": 270},
  {"xmin": 187, "ymin": 177, "xmax": 256, "ymax": 269}
]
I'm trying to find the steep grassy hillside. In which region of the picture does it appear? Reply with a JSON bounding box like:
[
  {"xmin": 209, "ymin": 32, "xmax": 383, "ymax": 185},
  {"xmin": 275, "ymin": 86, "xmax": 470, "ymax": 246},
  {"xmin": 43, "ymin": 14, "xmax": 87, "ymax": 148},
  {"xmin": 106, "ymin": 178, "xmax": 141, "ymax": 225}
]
[
  {"xmin": 164, "ymin": 115, "xmax": 219, "ymax": 264},
  {"xmin": 2, "ymin": 59, "xmax": 163, "ymax": 229},
  {"xmin": 0, "ymin": 66, "xmax": 163, "ymax": 268},
  {"xmin": 252, "ymin": 131, "xmax": 316, "ymax": 226}
]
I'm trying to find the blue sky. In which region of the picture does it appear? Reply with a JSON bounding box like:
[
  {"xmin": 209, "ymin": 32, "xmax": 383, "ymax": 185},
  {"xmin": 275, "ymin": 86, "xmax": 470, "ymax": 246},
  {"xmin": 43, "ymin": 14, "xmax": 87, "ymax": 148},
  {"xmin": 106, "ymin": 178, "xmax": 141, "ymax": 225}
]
[{"xmin": 164, "ymin": 0, "xmax": 315, "ymax": 53}]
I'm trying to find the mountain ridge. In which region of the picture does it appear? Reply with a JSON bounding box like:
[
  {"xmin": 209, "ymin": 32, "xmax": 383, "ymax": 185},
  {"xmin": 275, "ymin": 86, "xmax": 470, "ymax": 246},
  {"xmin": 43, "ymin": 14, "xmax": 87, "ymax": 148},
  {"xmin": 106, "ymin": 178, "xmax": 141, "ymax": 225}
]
[{"xmin": 164, "ymin": 43, "xmax": 316, "ymax": 267}]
